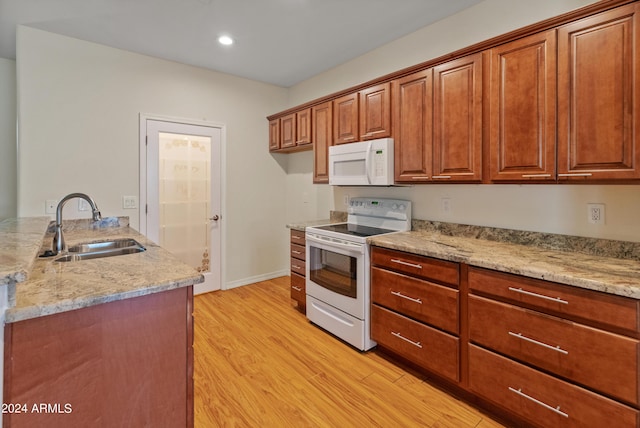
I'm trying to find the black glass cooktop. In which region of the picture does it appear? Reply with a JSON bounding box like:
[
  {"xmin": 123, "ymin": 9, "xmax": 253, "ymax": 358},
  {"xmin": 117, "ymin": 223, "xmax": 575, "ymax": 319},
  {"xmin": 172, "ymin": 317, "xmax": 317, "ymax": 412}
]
[{"xmin": 314, "ymin": 223, "xmax": 396, "ymax": 237}]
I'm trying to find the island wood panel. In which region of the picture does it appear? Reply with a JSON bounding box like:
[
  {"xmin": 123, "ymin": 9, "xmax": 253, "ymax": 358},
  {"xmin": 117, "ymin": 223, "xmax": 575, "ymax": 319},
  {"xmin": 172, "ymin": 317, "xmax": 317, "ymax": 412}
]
[{"xmin": 4, "ymin": 287, "xmax": 193, "ymax": 428}]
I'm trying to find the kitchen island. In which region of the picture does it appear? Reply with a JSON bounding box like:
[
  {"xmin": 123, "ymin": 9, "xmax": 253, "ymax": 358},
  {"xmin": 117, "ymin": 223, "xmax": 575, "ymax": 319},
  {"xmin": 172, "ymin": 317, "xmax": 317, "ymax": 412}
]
[{"xmin": 0, "ymin": 217, "xmax": 203, "ymax": 428}]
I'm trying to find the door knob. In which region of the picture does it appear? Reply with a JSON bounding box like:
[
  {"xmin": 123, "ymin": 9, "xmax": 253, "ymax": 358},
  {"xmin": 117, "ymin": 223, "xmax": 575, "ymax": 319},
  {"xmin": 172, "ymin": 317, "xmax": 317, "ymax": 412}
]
[{"xmin": 209, "ymin": 215, "xmax": 220, "ymax": 221}]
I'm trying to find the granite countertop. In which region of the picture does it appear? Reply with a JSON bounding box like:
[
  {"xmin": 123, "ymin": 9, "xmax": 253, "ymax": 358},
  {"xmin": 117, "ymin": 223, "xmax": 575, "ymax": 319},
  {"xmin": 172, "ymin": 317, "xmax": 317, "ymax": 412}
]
[
  {"xmin": 368, "ymin": 229, "xmax": 640, "ymax": 300},
  {"xmin": 286, "ymin": 219, "xmax": 332, "ymax": 232},
  {"xmin": 0, "ymin": 217, "xmax": 203, "ymax": 323}
]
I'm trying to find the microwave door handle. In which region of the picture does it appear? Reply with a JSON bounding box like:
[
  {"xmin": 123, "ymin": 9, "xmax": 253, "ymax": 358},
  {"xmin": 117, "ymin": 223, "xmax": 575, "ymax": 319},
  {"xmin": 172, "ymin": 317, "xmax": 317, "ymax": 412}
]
[{"xmin": 365, "ymin": 141, "xmax": 373, "ymax": 184}]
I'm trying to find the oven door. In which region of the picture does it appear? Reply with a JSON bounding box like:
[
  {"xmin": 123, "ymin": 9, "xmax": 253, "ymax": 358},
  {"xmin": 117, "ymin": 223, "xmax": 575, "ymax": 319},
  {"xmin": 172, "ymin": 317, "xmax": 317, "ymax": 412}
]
[{"xmin": 305, "ymin": 232, "xmax": 367, "ymax": 319}]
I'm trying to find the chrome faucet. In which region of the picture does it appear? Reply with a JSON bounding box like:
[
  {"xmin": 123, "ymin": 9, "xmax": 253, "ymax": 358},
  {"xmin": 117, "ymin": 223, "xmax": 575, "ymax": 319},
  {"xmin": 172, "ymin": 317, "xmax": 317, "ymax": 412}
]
[{"xmin": 53, "ymin": 193, "xmax": 102, "ymax": 254}]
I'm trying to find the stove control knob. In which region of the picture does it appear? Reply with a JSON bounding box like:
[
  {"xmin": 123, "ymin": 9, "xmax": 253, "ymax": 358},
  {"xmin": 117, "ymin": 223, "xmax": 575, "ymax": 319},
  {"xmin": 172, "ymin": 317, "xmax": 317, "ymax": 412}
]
[
  {"xmin": 392, "ymin": 204, "xmax": 398, "ymax": 210},
  {"xmin": 399, "ymin": 204, "xmax": 405, "ymax": 211}
]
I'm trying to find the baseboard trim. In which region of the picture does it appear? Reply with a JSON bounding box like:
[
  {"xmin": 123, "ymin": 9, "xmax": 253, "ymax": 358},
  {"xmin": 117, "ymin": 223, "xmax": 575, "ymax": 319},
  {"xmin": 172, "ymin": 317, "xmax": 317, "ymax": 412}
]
[{"xmin": 224, "ymin": 270, "xmax": 289, "ymax": 290}]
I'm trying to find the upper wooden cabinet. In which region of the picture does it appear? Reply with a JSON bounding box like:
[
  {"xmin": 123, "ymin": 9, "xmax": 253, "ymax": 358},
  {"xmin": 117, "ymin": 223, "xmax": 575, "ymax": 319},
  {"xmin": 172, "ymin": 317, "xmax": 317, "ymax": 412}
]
[
  {"xmin": 296, "ymin": 108, "xmax": 312, "ymax": 146},
  {"xmin": 433, "ymin": 53, "xmax": 483, "ymax": 182},
  {"xmin": 268, "ymin": 118, "xmax": 280, "ymax": 151},
  {"xmin": 393, "ymin": 69, "xmax": 433, "ymax": 182},
  {"xmin": 333, "ymin": 92, "xmax": 359, "ymax": 145},
  {"xmin": 312, "ymin": 101, "xmax": 333, "ymax": 183},
  {"xmin": 489, "ymin": 30, "xmax": 557, "ymax": 182},
  {"xmin": 557, "ymin": 3, "xmax": 640, "ymax": 181},
  {"xmin": 269, "ymin": 108, "xmax": 312, "ymax": 153},
  {"xmin": 359, "ymin": 83, "xmax": 391, "ymax": 140}
]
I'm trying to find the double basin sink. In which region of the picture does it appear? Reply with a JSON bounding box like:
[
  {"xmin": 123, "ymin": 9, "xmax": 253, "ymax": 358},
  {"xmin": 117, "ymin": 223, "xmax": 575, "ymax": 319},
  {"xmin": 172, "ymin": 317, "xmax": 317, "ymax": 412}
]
[{"xmin": 54, "ymin": 238, "xmax": 146, "ymax": 262}]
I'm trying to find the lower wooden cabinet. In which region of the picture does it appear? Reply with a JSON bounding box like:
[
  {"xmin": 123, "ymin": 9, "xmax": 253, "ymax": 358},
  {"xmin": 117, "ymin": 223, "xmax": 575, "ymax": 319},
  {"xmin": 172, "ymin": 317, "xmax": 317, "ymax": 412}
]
[
  {"xmin": 371, "ymin": 305, "xmax": 459, "ymax": 382},
  {"xmin": 371, "ymin": 246, "xmax": 640, "ymax": 427},
  {"xmin": 469, "ymin": 345, "xmax": 639, "ymax": 427},
  {"xmin": 290, "ymin": 229, "xmax": 306, "ymax": 312}
]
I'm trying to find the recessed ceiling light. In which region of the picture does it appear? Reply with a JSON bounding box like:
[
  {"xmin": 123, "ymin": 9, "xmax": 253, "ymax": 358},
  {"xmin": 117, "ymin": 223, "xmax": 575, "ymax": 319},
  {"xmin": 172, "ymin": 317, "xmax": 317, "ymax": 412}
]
[{"xmin": 218, "ymin": 35, "xmax": 233, "ymax": 46}]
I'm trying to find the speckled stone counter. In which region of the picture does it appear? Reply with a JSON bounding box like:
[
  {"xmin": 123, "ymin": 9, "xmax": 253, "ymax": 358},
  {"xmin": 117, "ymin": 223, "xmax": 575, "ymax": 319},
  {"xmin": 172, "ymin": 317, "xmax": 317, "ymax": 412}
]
[
  {"xmin": 286, "ymin": 211, "xmax": 348, "ymax": 232},
  {"xmin": 0, "ymin": 217, "xmax": 203, "ymax": 323},
  {"xmin": 368, "ymin": 223, "xmax": 640, "ymax": 299}
]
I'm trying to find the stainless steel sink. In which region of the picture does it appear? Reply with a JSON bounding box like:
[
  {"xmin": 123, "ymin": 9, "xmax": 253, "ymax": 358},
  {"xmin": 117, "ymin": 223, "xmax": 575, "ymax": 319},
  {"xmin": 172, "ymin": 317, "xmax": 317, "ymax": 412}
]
[{"xmin": 55, "ymin": 239, "xmax": 146, "ymax": 262}]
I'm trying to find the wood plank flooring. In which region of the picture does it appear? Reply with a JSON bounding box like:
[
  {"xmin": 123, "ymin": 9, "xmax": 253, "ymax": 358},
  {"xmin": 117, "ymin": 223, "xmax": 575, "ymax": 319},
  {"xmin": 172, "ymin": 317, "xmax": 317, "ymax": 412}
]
[{"xmin": 194, "ymin": 276, "xmax": 506, "ymax": 427}]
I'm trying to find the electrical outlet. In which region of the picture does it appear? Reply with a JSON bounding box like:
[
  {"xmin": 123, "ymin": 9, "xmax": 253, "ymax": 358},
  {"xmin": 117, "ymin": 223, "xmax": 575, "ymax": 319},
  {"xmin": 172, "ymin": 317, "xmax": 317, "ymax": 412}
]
[
  {"xmin": 441, "ymin": 197, "xmax": 452, "ymax": 214},
  {"xmin": 45, "ymin": 200, "xmax": 57, "ymax": 214},
  {"xmin": 343, "ymin": 194, "xmax": 350, "ymax": 206},
  {"xmin": 587, "ymin": 203, "xmax": 605, "ymax": 225},
  {"xmin": 122, "ymin": 196, "xmax": 138, "ymax": 209}
]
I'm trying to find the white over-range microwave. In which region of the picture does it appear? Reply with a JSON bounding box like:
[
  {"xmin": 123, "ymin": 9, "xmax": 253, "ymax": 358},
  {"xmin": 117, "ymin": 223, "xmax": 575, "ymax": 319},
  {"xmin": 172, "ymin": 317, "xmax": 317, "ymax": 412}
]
[{"xmin": 328, "ymin": 138, "xmax": 394, "ymax": 186}]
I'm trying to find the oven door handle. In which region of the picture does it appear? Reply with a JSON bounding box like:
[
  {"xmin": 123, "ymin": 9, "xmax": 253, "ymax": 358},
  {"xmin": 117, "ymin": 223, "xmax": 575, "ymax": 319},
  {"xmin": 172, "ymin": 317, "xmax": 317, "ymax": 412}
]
[{"xmin": 306, "ymin": 234, "xmax": 364, "ymax": 254}]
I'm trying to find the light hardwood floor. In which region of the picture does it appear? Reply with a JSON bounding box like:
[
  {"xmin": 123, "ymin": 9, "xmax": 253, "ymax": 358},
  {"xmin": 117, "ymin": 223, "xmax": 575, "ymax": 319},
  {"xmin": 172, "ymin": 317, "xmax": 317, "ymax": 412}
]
[{"xmin": 194, "ymin": 276, "xmax": 506, "ymax": 427}]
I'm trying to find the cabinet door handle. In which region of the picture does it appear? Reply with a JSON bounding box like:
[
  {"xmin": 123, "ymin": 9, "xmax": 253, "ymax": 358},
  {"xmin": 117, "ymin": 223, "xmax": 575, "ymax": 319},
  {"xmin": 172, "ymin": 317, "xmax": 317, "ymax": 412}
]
[
  {"xmin": 431, "ymin": 175, "xmax": 452, "ymax": 179},
  {"xmin": 291, "ymin": 250, "xmax": 302, "ymax": 255},
  {"xmin": 390, "ymin": 259, "xmax": 422, "ymax": 269},
  {"xmin": 411, "ymin": 176, "xmax": 431, "ymax": 180},
  {"xmin": 508, "ymin": 387, "xmax": 568, "ymax": 418},
  {"xmin": 508, "ymin": 332, "xmax": 568, "ymax": 355},
  {"xmin": 508, "ymin": 287, "xmax": 568, "ymax": 305},
  {"xmin": 391, "ymin": 291, "xmax": 422, "ymax": 304},
  {"xmin": 291, "ymin": 286, "xmax": 303, "ymax": 292},
  {"xmin": 391, "ymin": 331, "xmax": 423, "ymax": 348},
  {"xmin": 521, "ymin": 174, "xmax": 552, "ymax": 178},
  {"xmin": 558, "ymin": 173, "xmax": 593, "ymax": 177}
]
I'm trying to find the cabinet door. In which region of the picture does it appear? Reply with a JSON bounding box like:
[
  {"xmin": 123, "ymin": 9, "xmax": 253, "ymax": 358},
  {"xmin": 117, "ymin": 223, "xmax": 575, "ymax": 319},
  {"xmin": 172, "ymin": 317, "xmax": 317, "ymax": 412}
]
[
  {"xmin": 359, "ymin": 82, "xmax": 391, "ymax": 140},
  {"xmin": 333, "ymin": 92, "xmax": 359, "ymax": 145},
  {"xmin": 269, "ymin": 118, "xmax": 280, "ymax": 151},
  {"xmin": 312, "ymin": 101, "xmax": 333, "ymax": 183},
  {"xmin": 280, "ymin": 113, "xmax": 296, "ymax": 149},
  {"xmin": 433, "ymin": 53, "xmax": 483, "ymax": 182},
  {"xmin": 489, "ymin": 30, "xmax": 557, "ymax": 182},
  {"xmin": 557, "ymin": 3, "xmax": 640, "ymax": 180},
  {"xmin": 393, "ymin": 69, "xmax": 433, "ymax": 182},
  {"xmin": 296, "ymin": 108, "xmax": 312, "ymax": 146}
]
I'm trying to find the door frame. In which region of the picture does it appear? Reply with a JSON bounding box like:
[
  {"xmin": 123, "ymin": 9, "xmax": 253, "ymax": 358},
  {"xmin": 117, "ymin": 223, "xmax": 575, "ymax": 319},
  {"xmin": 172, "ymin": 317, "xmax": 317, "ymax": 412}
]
[{"xmin": 139, "ymin": 113, "xmax": 226, "ymax": 291}]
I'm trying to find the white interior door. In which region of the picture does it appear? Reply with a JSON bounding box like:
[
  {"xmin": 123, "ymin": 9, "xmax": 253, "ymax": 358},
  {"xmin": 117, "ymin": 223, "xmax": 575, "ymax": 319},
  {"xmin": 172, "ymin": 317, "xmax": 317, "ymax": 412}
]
[{"xmin": 144, "ymin": 119, "xmax": 222, "ymax": 294}]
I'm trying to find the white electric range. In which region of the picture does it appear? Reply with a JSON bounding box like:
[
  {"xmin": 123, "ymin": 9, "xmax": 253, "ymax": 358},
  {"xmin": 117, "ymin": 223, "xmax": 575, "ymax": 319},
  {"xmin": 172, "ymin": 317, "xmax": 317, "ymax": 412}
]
[{"xmin": 305, "ymin": 197, "xmax": 412, "ymax": 351}]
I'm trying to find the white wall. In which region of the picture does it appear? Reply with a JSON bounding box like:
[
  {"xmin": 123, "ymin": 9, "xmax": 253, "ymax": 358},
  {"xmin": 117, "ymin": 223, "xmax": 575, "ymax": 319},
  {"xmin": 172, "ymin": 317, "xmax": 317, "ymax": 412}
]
[
  {"xmin": 285, "ymin": 0, "xmax": 640, "ymax": 243},
  {"xmin": 17, "ymin": 26, "xmax": 290, "ymax": 286},
  {"xmin": 0, "ymin": 58, "xmax": 17, "ymax": 220}
]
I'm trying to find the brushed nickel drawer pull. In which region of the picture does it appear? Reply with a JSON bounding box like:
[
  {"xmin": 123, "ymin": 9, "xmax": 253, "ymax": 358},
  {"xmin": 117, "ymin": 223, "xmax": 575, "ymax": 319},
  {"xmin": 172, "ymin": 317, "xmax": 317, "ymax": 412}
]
[
  {"xmin": 508, "ymin": 287, "xmax": 568, "ymax": 305},
  {"xmin": 508, "ymin": 332, "xmax": 568, "ymax": 355},
  {"xmin": 391, "ymin": 331, "xmax": 423, "ymax": 348},
  {"xmin": 292, "ymin": 264, "xmax": 302, "ymax": 270},
  {"xmin": 508, "ymin": 387, "xmax": 568, "ymax": 418},
  {"xmin": 291, "ymin": 250, "xmax": 302, "ymax": 255},
  {"xmin": 411, "ymin": 176, "xmax": 431, "ymax": 180},
  {"xmin": 432, "ymin": 175, "xmax": 452, "ymax": 179},
  {"xmin": 558, "ymin": 173, "xmax": 592, "ymax": 177},
  {"xmin": 391, "ymin": 259, "xmax": 423, "ymax": 269},
  {"xmin": 291, "ymin": 286, "xmax": 303, "ymax": 292},
  {"xmin": 391, "ymin": 291, "xmax": 422, "ymax": 304},
  {"xmin": 292, "ymin": 235, "xmax": 302, "ymax": 240},
  {"xmin": 521, "ymin": 174, "xmax": 552, "ymax": 178}
]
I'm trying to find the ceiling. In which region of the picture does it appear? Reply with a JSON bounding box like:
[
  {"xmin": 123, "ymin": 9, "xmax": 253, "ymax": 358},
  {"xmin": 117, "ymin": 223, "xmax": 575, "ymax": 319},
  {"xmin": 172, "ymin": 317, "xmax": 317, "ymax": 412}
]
[{"xmin": 0, "ymin": 0, "xmax": 484, "ymax": 87}]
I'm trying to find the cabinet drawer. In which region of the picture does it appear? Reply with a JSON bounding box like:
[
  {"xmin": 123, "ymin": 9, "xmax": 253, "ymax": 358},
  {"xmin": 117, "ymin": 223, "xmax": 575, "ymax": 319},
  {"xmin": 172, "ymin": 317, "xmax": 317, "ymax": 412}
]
[
  {"xmin": 371, "ymin": 267, "xmax": 459, "ymax": 334},
  {"xmin": 469, "ymin": 295, "xmax": 640, "ymax": 406},
  {"xmin": 469, "ymin": 345, "xmax": 639, "ymax": 428},
  {"xmin": 290, "ymin": 273, "xmax": 306, "ymax": 303},
  {"xmin": 290, "ymin": 243, "xmax": 306, "ymax": 261},
  {"xmin": 290, "ymin": 229, "xmax": 306, "ymax": 245},
  {"xmin": 290, "ymin": 258, "xmax": 306, "ymax": 276},
  {"xmin": 469, "ymin": 267, "xmax": 639, "ymax": 334},
  {"xmin": 371, "ymin": 304, "xmax": 459, "ymax": 382},
  {"xmin": 371, "ymin": 247, "xmax": 459, "ymax": 286}
]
